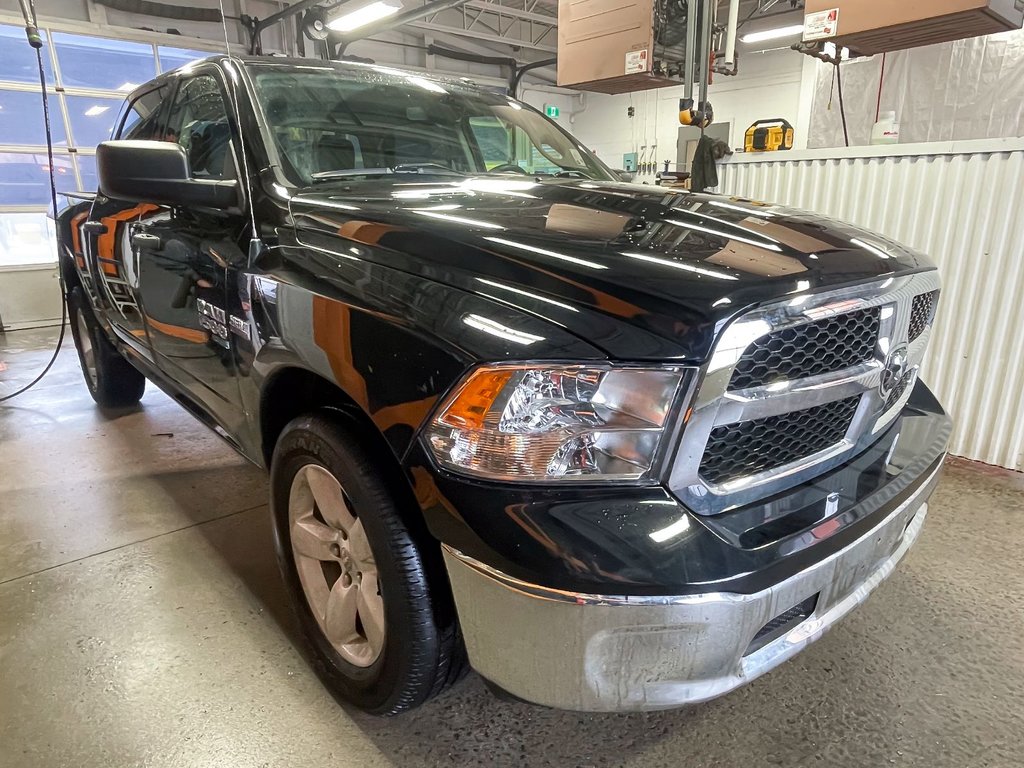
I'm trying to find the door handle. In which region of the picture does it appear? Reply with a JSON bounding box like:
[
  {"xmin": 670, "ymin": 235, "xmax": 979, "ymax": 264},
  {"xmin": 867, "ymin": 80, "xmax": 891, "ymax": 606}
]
[
  {"xmin": 131, "ymin": 232, "xmax": 162, "ymax": 250},
  {"xmin": 82, "ymin": 220, "xmax": 107, "ymax": 235}
]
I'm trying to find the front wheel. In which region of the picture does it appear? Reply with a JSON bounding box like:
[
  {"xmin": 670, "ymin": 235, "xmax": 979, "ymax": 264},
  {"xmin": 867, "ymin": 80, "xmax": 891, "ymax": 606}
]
[
  {"xmin": 270, "ymin": 411, "xmax": 466, "ymax": 715},
  {"xmin": 67, "ymin": 287, "xmax": 145, "ymax": 408}
]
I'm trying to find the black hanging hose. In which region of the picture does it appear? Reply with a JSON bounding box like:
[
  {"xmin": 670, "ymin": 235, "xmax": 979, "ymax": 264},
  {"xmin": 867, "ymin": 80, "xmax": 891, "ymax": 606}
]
[
  {"xmin": 1, "ymin": 0, "xmax": 69, "ymax": 404},
  {"xmin": 835, "ymin": 58, "xmax": 850, "ymax": 147}
]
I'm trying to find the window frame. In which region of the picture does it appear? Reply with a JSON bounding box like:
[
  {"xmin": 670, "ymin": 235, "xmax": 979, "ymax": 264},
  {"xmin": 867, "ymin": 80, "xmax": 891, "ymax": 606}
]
[
  {"xmin": 161, "ymin": 66, "xmax": 242, "ymax": 183},
  {"xmin": 114, "ymin": 83, "xmax": 171, "ymax": 142}
]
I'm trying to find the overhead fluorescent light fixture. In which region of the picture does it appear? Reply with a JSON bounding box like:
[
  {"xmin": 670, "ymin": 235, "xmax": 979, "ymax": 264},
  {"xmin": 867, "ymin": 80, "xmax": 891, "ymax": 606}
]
[
  {"xmin": 84, "ymin": 105, "xmax": 110, "ymax": 117},
  {"xmin": 327, "ymin": 0, "xmax": 403, "ymax": 32},
  {"xmin": 740, "ymin": 24, "xmax": 805, "ymax": 44}
]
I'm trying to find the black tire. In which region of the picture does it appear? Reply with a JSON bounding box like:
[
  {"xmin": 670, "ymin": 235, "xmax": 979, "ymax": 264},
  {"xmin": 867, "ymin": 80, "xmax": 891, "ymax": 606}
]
[
  {"xmin": 67, "ymin": 287, "xmax": 145, "ymax": 408},
  {"xmin": 270, "ymin": 410, "xmax": 467, "ymax": 715}
]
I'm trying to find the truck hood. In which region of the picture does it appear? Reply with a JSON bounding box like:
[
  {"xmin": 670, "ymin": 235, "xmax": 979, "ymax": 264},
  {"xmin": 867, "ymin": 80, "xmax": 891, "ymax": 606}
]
[{"xmin": 288, "ymin": 177, "xmax": 934, "ymax": 361}]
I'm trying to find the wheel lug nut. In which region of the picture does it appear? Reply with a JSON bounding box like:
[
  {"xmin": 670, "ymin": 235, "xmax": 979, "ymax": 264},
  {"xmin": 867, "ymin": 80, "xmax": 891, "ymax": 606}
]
[{"xmin": 329, "ymin": 543, "xmax": 342, "ymax": 558}]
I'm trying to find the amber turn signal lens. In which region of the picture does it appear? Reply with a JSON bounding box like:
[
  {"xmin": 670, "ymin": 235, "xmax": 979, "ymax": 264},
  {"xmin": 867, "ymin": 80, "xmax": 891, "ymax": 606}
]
[
  {"xmin": 436, "ymin": 368, "xmax": 513, "ymax": 430},
  {"xmin": 426, "ymin": 365, "xmax": 688, "ymax": 482}
]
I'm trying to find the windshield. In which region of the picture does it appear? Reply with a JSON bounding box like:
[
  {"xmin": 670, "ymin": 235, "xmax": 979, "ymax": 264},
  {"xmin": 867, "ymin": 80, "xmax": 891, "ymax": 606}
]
[{"xmin": 247, "ymin": 63, "xmax": 614, "ymax": 184}]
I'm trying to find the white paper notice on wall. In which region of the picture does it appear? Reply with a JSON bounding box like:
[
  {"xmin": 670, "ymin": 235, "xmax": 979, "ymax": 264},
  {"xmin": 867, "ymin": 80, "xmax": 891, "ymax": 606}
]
[
  {"xmin": 625, "ymin": 49, "xmax": 648, "ymax": 74},
  {"xmin": 804, "ymin": 8, "xmax": 839, "ymax": 41}
]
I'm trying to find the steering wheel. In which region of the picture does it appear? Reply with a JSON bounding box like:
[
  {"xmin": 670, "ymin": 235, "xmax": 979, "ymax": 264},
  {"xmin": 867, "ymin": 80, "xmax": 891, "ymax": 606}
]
[{"xmin": 488, "ymin": 163, "xmax": 530, "ymax": 174}]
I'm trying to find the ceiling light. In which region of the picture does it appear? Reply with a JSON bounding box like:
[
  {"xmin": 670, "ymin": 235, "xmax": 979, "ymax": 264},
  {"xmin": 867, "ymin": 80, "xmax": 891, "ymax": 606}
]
[
  {"xmin": 116, "ymin": 81, "xmax": 139, "ymax": 92},
  {"xmin": 327, "ymin": 0, "xmax": 403, "ymax": 32},
  {"xmin": 740, "ymin": 24, "xmax": 805, "ymax": 44},
  {"xmin": 84, "ymin": 105, "xmax": 109, "ymax": 117}
]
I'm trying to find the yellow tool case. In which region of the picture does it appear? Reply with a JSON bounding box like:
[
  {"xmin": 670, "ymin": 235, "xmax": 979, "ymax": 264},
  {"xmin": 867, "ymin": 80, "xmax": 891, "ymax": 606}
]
[{"xmin": 745, "ymin": 119, "xmax": 794, "ymax": 152}]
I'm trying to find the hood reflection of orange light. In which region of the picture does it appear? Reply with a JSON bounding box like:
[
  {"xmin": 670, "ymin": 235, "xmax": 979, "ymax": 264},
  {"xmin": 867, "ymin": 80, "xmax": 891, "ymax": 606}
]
[{"xmin": 438, "ymin": 368, "xmax": 513, "ymax": 429}]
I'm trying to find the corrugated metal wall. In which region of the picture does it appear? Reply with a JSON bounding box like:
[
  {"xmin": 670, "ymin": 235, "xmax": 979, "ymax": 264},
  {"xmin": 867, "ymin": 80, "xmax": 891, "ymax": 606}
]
[{"xmin": 719, "ymin": 143, "xmax": 1024, "ymax": 471}]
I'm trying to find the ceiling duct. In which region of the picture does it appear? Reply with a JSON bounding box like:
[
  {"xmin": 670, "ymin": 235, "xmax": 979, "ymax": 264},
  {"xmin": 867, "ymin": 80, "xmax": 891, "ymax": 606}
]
[{"xmin": 94, "ymin": 0, "xmax": 223, "ymax": 23}]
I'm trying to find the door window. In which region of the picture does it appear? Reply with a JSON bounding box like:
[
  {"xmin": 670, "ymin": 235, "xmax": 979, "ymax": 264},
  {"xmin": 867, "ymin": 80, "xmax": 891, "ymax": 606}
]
[
  {"xmin": 164, "ymin": 74, "xmax": 234, "ymax": 179},
  {"xmin": 117, "ymin": 86, "xmax": 168, "ymax": 141}
]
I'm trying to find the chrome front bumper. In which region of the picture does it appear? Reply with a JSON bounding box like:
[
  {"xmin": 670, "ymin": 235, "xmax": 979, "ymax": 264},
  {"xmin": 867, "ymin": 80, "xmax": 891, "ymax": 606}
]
[{"xmin": 442, "ymin": 460, "xmax": 943, "ymax": 712}]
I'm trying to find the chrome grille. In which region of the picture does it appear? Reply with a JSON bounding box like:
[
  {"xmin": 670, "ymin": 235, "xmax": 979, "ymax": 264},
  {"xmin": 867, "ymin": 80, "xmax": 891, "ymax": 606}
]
[
  {"xmin": 700, "ymin": 397, "xmax": 860, "ymax": 485},
  {"xmin": 908, "ymin": 290, "xmax": 939, "ymax": 341},
  {"xmin": 670, "ymin": 271, "xmax": 941, "ymax": 516},
  {"xmin": 728, "ymin": 308, "xmax": 880, "ymax": 391},
  {"xmin": 884, "ymin": 370, "xmax": 914, "ymax": 412}
]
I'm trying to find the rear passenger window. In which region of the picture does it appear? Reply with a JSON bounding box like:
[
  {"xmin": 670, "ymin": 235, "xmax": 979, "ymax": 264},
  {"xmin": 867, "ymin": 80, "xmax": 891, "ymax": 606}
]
[
  {"xmin": 164, "ymin": 74, "xmax": 235, "ymax": 180},
  {"xmin": 117, "ymin": 86, "xmax": 167, "ymax": 140}
]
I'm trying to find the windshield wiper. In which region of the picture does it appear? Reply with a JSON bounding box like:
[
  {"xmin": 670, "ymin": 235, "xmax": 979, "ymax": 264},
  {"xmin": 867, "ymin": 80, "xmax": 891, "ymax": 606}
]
[
  {"xmin": 392, "ymin": 163, "xmax": 467, "ymax": 177},
  {"xmin": 311, "ymin": 164, "xmax": 467, "ymax": 182},
  {"xmin": 311, "ymin": 168, "xmax": 394, "ymax": 180},
  {"xmin": 554, "ymin": 169, "xmax": 593, "ymax": 179}
]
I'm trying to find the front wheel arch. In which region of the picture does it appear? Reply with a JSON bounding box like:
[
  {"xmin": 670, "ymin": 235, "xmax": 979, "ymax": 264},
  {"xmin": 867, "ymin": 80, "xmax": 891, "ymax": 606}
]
[
  {"xmin": 268, "ymin": 407, "xmax": 468, "ymax": 713},
  {"xmin": 258, "ymin": 368, "xmax": 458, "ymax": 625}
]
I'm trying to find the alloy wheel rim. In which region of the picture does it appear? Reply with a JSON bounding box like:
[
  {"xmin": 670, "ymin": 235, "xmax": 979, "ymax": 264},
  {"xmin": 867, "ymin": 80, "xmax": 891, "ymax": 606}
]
[
  {"xmin": 76, "ymin": 313, "xmax": 97, "ymax": 387},
  {"xmin": 288, "ymin": 464, "xmax": 385, "ymax": 667}
]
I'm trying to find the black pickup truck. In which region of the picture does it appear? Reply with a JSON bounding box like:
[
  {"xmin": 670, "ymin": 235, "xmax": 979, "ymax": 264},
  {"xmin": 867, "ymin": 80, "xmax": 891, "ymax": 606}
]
[{"xmin": 58, "ymin": 56, "xmax": 951, "ymax": 715}]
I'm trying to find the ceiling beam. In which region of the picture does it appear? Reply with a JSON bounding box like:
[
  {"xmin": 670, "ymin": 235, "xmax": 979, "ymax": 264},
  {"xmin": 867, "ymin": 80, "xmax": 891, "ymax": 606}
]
[
  {"xmin": 424, "ymin": 30, "xmax": 559, "ymax": 82},
  {"xmin": 405, "ymin": 19, "xmax": 558, "ymax": 52},
  {"xmin": 462, "ymin": 1, "xmax": 557, "ymax": 25}
]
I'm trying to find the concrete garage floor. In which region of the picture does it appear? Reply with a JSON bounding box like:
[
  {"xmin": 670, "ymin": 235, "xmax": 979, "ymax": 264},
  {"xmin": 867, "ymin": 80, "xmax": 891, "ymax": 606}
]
[{"xmin": 2, "ymin": 326, "xmax": 1023, "ymax": 768}]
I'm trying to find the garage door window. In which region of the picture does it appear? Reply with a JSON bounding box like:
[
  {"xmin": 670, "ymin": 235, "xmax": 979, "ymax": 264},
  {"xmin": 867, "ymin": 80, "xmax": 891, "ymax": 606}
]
[
  {"xmin": 0, "ymin": 24, "xmax": 54, "ymax": 84},
  {"xmin": 158, "ymin": 46, "xmax": 213, "ymax": 73},
  {"xmin": 0, "ymin": 89, "xmax": 68, "ymax": 146},
  {"xmin": 51, "ymin": 32, "xmax": 156, "ymax": 92},
  {"xmin": 64, "ymin": 94, "xmax": 124, "ymax": 149},
  {"xmin": 0, "ymin": 23, "xmax": 220, "ymax": 268}
]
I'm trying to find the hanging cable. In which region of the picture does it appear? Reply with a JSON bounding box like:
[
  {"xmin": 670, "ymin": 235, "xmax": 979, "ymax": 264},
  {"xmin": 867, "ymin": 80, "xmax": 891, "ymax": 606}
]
[
  {"xmin": 217, "ymin": 0, "xmax": 263, "ymax": 263},
  {"xmin": 2, "ymin": 0, "xmax": 69, "ymax": 404},
  {"xmin": 835, "ymin": 58, "xmax": 849, "ymax": 147},
  {"xmin": 874, "ymin": 52, "xmax": 887, "ymax": 123}
]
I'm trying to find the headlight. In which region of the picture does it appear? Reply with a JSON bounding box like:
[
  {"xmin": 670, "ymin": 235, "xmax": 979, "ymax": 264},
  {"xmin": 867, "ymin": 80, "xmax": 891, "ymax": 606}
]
[{"xmin": 424, "ymin": 365, "xmax": 686, "ymax": 482}]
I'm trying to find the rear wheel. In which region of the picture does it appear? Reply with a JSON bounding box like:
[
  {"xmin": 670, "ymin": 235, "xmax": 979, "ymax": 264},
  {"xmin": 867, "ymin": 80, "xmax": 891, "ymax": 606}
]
[
  {"xmin": 270, "ymin": 410, "xmax": 466, "ymax": 715},
  {"xmin": 67, "ymin": 287, "xmax": 145, "ymax": 408}
]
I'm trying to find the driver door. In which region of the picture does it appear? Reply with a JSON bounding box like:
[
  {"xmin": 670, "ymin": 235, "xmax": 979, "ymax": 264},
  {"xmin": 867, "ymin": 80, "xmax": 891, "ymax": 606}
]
[
  {"xmin": 82, "ymin": 84, "xmax": 169, "ymax": 361},
  {"xmin": 133, "ymin": 69, "xmax": 249, "ymax": 438}
]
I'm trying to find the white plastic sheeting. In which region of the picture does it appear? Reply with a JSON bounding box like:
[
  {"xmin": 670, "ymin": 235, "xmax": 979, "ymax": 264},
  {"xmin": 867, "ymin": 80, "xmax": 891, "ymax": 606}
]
[
  {"xmin": 718, "ymin": 139, "xmax": 1024, "ymax": 471},
  {"xmin": 808, "ymin": 30, "xmax": 1024, "ymax": 148}
]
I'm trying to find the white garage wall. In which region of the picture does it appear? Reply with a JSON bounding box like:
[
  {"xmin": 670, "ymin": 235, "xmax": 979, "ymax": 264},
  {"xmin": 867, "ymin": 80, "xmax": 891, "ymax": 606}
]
[
  {"xmin": 808, "ymin": 29, "xmax": 1024, "ymax": 149},
  {"xmin": 718, "ymin": 139, "xmax": 1024, "ymax": 472},
  {"xmin": 568, "ymin": 48, "xmax": 805, "ymax": 177}
]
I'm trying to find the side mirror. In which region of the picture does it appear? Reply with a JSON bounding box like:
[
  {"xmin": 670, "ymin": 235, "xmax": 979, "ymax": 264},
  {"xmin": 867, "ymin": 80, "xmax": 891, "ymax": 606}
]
[
  {"xmin": 96, "ymin": 140, "xmax": 238, "ymax": 210},
  {"xmin": 613, "ymin": 169, "xmax": 635, "ymax": 182}
]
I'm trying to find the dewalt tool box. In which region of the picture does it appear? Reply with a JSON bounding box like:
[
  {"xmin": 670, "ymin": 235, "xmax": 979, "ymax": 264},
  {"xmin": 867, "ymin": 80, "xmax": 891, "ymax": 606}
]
[{"xmin": 744, "ymin": 119, "xmax": 794, "ymax": 152}]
